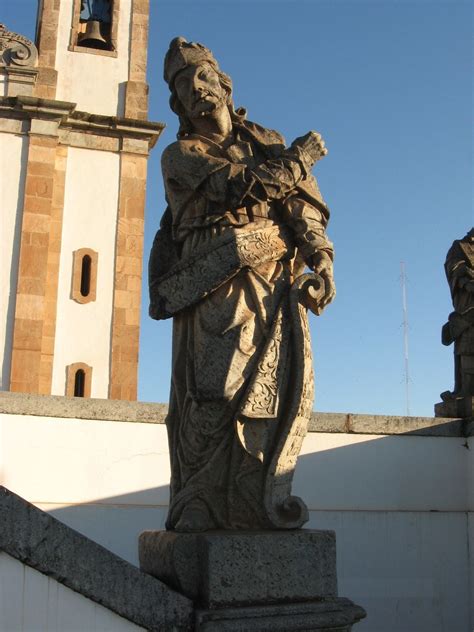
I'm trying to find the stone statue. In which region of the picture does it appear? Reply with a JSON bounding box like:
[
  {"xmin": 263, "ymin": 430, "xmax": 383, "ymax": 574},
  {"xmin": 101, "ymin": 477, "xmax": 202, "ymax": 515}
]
[
  {"xmin": 149, "ymin": 37, "xmax": 335, "ymax": 532},
  {"xmin": 440, "ymin": 228, "xmax": 474, "ymax": 404}
]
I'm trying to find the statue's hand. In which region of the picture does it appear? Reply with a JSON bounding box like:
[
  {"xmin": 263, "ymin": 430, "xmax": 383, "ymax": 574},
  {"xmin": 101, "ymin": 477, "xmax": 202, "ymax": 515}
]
[
  {"xmin": 309, "ymin": 251, "xmax": 335, "ymax": 312},
  {"xmin": 291, "ymin": 131, "xmax": 328, "ymax": 165}
]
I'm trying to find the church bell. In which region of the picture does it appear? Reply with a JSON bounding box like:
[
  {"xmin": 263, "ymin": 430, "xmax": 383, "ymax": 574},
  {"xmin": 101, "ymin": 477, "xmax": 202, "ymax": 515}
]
[{"xmin": 78, "ymin": 20, "xmax": 109, "ymax": 50}]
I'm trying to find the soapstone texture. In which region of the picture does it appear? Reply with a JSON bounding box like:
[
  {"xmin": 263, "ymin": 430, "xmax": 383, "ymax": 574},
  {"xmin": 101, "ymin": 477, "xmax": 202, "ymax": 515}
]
[
  {"xmin": 437, "ymin": 228, "xmax": 474, "ymax": 417},
  {"xmin": 139, "ymin": 530, "xmax": 337, "ymax": 607},
  {"xmin": 149, "ymin": 36, "xmax": 336, "ymax": 532},
  {"xmin": 195, "ymin": 598, "xmax": 366, "ymax": 631}
]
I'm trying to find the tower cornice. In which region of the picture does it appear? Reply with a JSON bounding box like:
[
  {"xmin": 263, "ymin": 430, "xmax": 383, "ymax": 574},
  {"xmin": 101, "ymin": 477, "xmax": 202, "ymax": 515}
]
[{"xmin": 0, "ymin": 96, "xmax": 164, "ymax": 150}]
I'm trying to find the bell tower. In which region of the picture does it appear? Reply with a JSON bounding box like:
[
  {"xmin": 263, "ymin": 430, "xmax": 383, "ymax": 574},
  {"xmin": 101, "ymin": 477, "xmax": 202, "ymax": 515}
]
[
  {"xmin": 0, "ymin": 1, "xmax": 163, "ymax": 400},
  {"xmin": 35, "ymin": 0, "xmax": 150, "ymax": 119}
]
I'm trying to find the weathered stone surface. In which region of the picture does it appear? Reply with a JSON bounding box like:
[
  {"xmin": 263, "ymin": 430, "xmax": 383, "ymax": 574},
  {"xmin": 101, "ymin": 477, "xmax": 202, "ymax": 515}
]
[
  {"xmin": 0, "ymin": 95, "xmax": 164, "ymax": 146},
  {"xmin": 150, "ymin": 36, "xmax": 335, "ymax": 532},
  {"xmin": 108, "ymin": 150, "xmax": 148, "ymax": 402},
  {"xmin": 139, "ymin": 529, "xmax": 337, "ymax": 608},
  {"xmin": 435, "ymin": 396, "xmax": 474, "ymax": 419},
  {"xmin": 140, "ymin": 529, "xmax": 365, "ymax": 629},
  {"xmin": 0, "ymin": 24, "xmax": 38, "ymax": 68},
  {"xmin": 0, "ymin": 24, "xmax": 39, "ymax": 97},
  {"xmin": 2, "ymin": 391, "xmax": 472, "ymax": 436},
  {"xmin": 0, "ymin": 390, "xmax": 168, "ymax": 423},
  {"xmin": 195, "ymin": 598, "xmax": 366, "ymax": 631},
  {"xmin": 308, "ymin": 411, "xmax": 468, "ymax": 436},
  {"xmin": 437, "ymin": 228, "xmax": 474, "ymax": 417},
  {"xmin": 0, "ymin": 486, "xmax": 193, "ymax": 631}
]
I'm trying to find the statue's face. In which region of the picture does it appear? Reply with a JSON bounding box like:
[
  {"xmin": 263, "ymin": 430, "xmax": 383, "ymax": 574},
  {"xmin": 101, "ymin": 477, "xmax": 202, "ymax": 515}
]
[{"xmin": 174, "ymin": 62, "xmax": 226, "ymax": 118}]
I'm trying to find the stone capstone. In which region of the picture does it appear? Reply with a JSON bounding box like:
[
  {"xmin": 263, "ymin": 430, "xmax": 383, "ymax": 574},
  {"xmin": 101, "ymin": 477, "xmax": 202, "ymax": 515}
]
[{"xmin": 2, "ymin": 391, "xmax": 471, "ymax": 436}]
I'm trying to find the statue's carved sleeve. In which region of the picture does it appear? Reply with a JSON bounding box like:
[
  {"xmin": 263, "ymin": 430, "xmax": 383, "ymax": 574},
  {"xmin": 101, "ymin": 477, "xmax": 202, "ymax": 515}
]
[
  {"xmin": 446, "ymin": 242, "xmax": 474, "ymax": 294},
  {"xmin": 162, "ymin": 140, "xmax": 314, "ymax": 211},
  {"xmin": 280, "ymin": 194, "xmax": 333, "ymax": 263}
]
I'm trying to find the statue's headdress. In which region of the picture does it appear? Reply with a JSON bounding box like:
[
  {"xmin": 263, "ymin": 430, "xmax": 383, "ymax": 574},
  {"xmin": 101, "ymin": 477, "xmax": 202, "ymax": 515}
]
[
  {"xmin": 164, "ymin": 37, "xmax": 219, "ymax": 87},
  {"xmin": 164, "ymin": 36, "xmax": 245, "ymax": 138}
]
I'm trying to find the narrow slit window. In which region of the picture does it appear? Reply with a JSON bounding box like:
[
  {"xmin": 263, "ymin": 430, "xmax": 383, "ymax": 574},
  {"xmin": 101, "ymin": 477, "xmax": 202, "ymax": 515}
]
[
  {"xmin": 72, "ymin": 248, "xmax": 98, "ymax": 303},
  {"xmin": 66, "ymin": 363, "xmax": 92, "ymax": 398},
  {"xmin": 80, "ymin": 254, "xmax": 91, "ymax": 297},
  {"xmin": 74, "ymin": 369, "xmax": 86, "ymax": 397}
]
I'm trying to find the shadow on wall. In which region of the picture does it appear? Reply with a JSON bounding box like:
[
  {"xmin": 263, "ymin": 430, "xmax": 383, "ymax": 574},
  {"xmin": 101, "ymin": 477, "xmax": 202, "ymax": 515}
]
[
  {"xmin": 48, "ymin": 486, "xmax": 170, "ymax": 567},
  {"xmin": 47, "ymin": 431, "xmax": 471, "ymax": 632},
  {"xmin": 1, "ymin": 137, "xmax": 29, "ymax": 390},
  {"xmin": 44, "ymin": 428, "xmax": 470, "ymax": 560}
]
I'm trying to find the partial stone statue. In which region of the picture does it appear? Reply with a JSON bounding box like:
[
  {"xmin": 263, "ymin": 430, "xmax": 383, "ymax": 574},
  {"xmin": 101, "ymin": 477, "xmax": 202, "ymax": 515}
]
[
  {"xmin": 436, "ymin": 228, "xmax": 474, "ymax": 418},
  {"xmin": 0, "ymin": 24, "xmax": 38, "ymax": 96},
  {"xmin": 149, "ymin": 37, "xmax": 335, "ymax": 532},
  {"xmin": 142, "ymin": 37, "xmax": 366, "ymax": 631}
]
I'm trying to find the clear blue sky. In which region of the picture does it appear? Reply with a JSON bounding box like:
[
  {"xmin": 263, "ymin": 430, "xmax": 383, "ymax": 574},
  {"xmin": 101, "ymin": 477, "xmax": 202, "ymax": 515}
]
[{"xmin": 4, "ymin": 1, "xmax": 473, "ymax": 416}]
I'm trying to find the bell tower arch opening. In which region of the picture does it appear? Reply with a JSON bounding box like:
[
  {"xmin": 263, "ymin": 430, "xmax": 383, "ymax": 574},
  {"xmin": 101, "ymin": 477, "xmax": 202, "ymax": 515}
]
[{"xmin": 77, "ymin": 0, "xmax": 113, "ymax": 51}]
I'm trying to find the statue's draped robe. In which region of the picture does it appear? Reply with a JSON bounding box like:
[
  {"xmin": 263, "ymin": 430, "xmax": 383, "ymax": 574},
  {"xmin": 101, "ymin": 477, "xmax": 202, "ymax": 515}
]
[
  {"xmin": 444, "ymin": 237, "xmax": 474, "ymax": 395},
  {"xmin": 156, "ymin": 119, "xmax": 332, "ymax": 530}
]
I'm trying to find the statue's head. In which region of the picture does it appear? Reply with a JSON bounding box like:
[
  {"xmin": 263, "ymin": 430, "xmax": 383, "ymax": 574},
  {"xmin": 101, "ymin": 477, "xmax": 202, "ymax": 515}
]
[
  {"xmin": 466, "ymin": 227, "xmax": 474, "ymax": 241},
  {"xmin": 164, "ymin": 37, "xmax": 237, "ymax": 136}
]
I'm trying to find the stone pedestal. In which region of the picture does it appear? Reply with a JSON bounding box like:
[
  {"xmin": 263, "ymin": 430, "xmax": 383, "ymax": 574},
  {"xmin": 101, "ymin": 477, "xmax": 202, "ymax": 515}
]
[
  {"xmin": 139, "ymin": 530, "xmax": 366, "ymax": 631},
  {"xmin": 435, "ymin": 395, "xmax": 474, "ymax": 418}
]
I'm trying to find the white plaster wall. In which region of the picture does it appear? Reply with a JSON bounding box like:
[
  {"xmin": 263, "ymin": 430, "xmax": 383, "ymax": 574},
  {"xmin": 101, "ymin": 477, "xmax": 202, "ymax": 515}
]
[
  {"xmin": 295, "ymin": 432, "xmax": 469, "ymax": 511},
  {"xmin": 54, "ymin": 0, "xmax": 132, "ymax": 116},
  {"xmin": 469, "ymin": 512, "xmax": 474, "ymax": 630},
  {"xmin": 1, "ymin": 415, "xmax": 169, "ymax": 505},
  {"xmin": 469, "ymin": 436, "xmax": 473, "ymax": 629},
  {"xmin": 51, "ymin": 148, "xmax": 119, "ymax": 398},
  {"xmin": 0, "ymin": 412, "xmax": 471, "ymax": 632},
  {"xmin": 0, "ymin": 75, "xmax": 8, "ymax": 97},
  {"xmin": 2, "ymin": 414, "xmax": 469, "ymax": 512},
  {"xmin": 0, "ymin": 132, "xmax": 28, "ymax": 390},
  {"xmin": 312, "ymin": 510, "xmax": 470, "ymax": 632},
  {"xmin": 0, "ymin": 552, "xmax": 144, "ymax": 631},
  {"xmin": 468, "ymin": 435, "xmax": 473, "ymax": 511}
]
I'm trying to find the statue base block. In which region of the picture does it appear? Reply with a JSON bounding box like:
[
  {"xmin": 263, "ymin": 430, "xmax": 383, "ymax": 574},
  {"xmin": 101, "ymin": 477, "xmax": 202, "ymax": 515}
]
[
  {"xmin": 139, "ymin": 530, "xmax": 366, "ymax": 631},
  {"xmin": 435, "ymin": 395, "xmax": 474, "ymax": 418}
]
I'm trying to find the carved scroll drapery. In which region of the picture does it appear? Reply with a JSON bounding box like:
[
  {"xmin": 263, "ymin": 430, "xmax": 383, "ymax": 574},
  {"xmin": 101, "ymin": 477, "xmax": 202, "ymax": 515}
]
[
  {"xmin": 0, "ymin": 24, "xmax": 38, "ymax": 68},
  {"xmin": 239, "ymin": 306, "xmax": 289, "ymax": 420},
  {"xmin": 262, "ymin": 273, "xmax": 323, "ymax": 529}
]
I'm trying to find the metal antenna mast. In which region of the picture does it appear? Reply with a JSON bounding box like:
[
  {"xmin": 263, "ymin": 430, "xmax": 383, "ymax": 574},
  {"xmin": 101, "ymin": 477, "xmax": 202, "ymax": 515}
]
[{"xmin": 400, "ymin": 261, "xmax": 410, "ymax": 416}]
